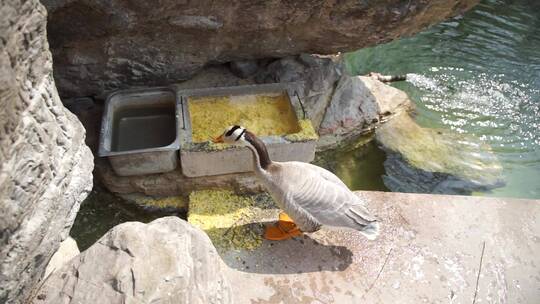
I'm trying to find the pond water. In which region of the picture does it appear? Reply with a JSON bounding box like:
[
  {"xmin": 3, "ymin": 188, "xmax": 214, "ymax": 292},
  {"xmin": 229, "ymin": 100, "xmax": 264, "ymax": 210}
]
[{"xmin": 342, "ymin": 0, "xmax": 540, "ymax": 199}]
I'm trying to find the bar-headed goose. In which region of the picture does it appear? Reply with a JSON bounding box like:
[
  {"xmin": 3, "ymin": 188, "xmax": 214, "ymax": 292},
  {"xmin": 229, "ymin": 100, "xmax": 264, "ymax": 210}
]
[{"xmin": 213, "ymin": 125, "xmax": 380, "ymax": 241}]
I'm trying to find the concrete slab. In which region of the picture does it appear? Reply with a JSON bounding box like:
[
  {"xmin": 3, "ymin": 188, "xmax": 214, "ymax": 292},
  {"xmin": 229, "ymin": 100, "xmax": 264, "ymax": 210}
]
[{"xmin": 220, "ymin": 191, "xmax": 540, "ymax": 303}]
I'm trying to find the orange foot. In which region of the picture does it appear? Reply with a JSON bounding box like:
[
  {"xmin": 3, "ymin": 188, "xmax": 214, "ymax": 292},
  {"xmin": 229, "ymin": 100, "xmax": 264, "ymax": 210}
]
[{"xmin": 264, "ymin": 212, "xmax": 302, "ymax": 241}]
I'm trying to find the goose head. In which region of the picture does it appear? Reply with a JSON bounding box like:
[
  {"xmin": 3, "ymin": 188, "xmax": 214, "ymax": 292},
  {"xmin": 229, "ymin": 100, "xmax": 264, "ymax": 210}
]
[
  {"xmin": 213, "ymin": 125, "xmax": 272, "ymax": 170},
  {"xmin": 212, "ymin": 125, "xmax": 248, "ymax": 145}
]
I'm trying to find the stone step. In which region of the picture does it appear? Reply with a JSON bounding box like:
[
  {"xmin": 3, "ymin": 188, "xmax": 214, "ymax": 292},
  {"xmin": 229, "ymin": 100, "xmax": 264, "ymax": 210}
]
[{"xmin": 221, "ymin": 191, "xmax": 540, "ymax": 303}]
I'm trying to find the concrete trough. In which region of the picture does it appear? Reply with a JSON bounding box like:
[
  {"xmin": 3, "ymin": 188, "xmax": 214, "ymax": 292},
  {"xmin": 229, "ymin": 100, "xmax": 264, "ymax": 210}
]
[
  {"xmin": 174, "ymin": 83, "xmax": 317, "ymax": 177},
  {"xmin": 98, "ymin": 87, "xmax": 180, "ymax": 176}
]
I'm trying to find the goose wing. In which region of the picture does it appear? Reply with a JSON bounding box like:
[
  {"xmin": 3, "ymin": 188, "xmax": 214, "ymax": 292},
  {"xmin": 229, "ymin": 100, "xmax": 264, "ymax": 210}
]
[{"xmin": 275, "ymin": 162, "xmax": 379, "ymax": 237}]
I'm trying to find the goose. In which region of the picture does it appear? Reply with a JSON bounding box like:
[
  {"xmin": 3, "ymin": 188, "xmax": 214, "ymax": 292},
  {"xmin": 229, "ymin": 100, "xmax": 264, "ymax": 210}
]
[{"xmin": 213, "ymin": 125, "xmax": 380, "ymax": 241}]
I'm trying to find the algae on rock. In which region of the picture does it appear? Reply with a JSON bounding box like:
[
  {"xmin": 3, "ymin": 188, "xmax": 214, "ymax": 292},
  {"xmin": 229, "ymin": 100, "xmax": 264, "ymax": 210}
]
[{"xmin": 376, "ymin": 113, "xmax": 504, "ymax": 194}]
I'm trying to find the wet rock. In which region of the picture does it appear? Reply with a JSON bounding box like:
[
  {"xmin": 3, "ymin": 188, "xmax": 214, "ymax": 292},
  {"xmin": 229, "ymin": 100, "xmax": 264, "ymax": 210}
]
[
  {"xmin": 318, "ymin": 75, "xmax": 411, "ymax": 149},
  {"xmin": 229, "ymin": 59, "xmax": 259, "ymax": 78},
  {"xmin": 40, "ymin": 0, "xmax": 479, "ymax": 98},
  {"xmin": 0, "ymin": 0, "xmax": 93, "ymax": 302},
  {"xmin": 33, "ymin": 217, "xmax": 232, "ymax": 304},
  {"xmin": 376, "ymin": 114, "xmax": 504, "ymax": 194}
]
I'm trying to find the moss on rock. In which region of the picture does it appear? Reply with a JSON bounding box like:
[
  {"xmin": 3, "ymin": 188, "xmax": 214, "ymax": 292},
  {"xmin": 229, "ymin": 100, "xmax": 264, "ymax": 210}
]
[{"xmin": 376, "ymin": 113, "xmax": 503, "ymax": 186}]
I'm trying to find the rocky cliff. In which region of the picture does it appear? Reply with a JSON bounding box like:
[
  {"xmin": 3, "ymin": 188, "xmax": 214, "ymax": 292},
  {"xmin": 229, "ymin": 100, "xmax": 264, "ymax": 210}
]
[
  {"xmin": 0, "ymin": 0, "xmax": 94, "ymax": 303},
  {"xmin": 41, "ymin": 0, "xmax": 479, "ymax": 98}
]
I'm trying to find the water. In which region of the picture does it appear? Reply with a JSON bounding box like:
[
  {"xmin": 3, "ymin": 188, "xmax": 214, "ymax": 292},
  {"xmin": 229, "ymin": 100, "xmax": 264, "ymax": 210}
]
[
  {"xmin": 344, "ymin": 0, "xmax": 540, "ymax": 199},
  {"xmin": 112, "ymin": 105, "xmax": 176, "ymax": 152}
]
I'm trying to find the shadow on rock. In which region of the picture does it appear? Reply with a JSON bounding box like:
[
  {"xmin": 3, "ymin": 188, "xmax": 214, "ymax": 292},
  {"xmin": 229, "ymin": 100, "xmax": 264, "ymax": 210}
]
[{"xmin": 216, "ymin": 223, "xmax": 353, "ymax": 275}]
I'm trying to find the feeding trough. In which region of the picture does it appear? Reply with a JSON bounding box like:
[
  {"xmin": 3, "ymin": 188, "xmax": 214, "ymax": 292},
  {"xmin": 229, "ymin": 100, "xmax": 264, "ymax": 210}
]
[
  {"xmin": 174, "ymin": 83, "xmax": 318, "ymax": 177},
  {"xmin": 98, "ymin": 87, "xmax": 180, "ymax": 176}
]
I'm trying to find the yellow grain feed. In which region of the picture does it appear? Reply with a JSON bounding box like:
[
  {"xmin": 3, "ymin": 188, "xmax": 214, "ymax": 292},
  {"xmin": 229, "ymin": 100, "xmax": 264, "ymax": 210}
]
[
  {"xmin": 188, "ymin": 190, "xmax": 263, "ymax": 251},
  {"xmin": 285, "ymin": 119, "xmax": 319, "ymax": 142},
  {"xmin": 134, "ymin": 196, "xmax": 187, "ymax": 209},
  {"xmin": 188, "ymin": 93, "xmax": 301, "ymax": 143}
]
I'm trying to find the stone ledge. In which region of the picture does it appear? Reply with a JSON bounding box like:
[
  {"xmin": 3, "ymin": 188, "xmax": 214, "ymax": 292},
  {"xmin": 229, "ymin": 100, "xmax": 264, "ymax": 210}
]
[{"xmin": 222, "ymin": 191, "xmax": 540, "ymax": 303}]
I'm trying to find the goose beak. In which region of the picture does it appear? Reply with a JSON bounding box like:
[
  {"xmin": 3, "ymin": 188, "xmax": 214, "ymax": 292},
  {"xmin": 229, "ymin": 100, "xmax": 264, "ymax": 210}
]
[{"xmin": 212, "ymin": 134, "xmax": 224, "ymax": 143}]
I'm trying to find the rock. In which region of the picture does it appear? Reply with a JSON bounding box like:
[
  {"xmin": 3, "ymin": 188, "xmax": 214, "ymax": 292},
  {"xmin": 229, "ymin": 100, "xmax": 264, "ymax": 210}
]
[
  {"xmin": 256, "ymin": 54, "xmax": 344, "ymax": 130},
  {"xmin": 170, "ymin": 64, "xmax": 256, "ymax": 91},
  {"xmin": 318, "ymin": 75, "xmax": 411, "ymax": 149},
  {"xmin": 96, "ymin": 158, "xmax": 264, "ymax": 196},
  {"xmin": 63, "ymin": 97, "xmax": 103, "ymax": 153},
  {"xmin": 43, "ymin": 237, "xmax": 80, "ymax": 278},
  {"xmin": 0, "ymin": 0, "xmax": 94, "ymax": 303},
  {"xmin": 222, "ymin": 191, "xmax": 540, "ymax": 303},
  {"xmin": 376, "ymin": 113, "xmax": 505, "ymax": 195},
  {"xmin": 40, "ymin": 0, "xmax": 479, "ymax": 98},
  {"xmin": 229, "ymin": 59, "xmax": 259, "ymax": 78},
  {"xmin": 34, "ymin": 217, "xmax": 232, "ymax": 304}
]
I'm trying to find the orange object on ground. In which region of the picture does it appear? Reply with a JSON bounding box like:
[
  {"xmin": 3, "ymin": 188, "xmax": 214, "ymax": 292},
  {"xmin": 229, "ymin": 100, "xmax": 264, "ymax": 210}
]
[{"xmin": 264, "ymin": 212, "xmax": 302, "ymax": 241}]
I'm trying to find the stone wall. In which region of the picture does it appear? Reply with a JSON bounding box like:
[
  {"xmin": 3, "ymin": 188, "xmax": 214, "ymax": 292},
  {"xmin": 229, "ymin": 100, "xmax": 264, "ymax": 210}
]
[
  {"xmin": 41, "ymin": 0, "xmax": 479, "ymax": 98},
  {"xmin": 0, "ymin": 1, "xmax": 94, "ymax": 303}
]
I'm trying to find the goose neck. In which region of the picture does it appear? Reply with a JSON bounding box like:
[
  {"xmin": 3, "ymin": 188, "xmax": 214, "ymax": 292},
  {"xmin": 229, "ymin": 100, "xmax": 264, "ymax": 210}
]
[{"xmin": 244, "ymin": 131, "xmax": 272, "ymax": 171}]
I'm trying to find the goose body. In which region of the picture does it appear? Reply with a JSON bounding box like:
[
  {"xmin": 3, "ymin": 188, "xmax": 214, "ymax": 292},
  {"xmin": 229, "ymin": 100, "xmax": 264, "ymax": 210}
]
[{"xmin": 214, "ymin": 125, "xmax": 380, "ymax": 240}]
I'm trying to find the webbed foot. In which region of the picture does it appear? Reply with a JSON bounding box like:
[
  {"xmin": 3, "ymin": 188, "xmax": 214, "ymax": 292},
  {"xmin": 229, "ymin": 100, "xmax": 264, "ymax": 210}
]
[{"xmin": 263, "ymin": 212, "xmax": 302, "ymax": 241}]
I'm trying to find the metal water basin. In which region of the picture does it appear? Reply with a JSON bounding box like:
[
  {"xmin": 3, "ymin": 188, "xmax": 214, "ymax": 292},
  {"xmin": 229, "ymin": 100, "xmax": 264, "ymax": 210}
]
[
  {"xmin": 98, "ymin": 87, "xmax": 180, "ymax": 176},
  {"xmin": 174, "ymin": 83, "xmax": 317, "ymax": 177}
]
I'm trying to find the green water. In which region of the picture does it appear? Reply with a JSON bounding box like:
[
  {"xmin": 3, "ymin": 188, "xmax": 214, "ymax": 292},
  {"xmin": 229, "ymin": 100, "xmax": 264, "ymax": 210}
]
[
  {"xmin": 315, "ymin": 138, "xmax": 389, "ymax": 192},
  {"xmin": 344, "ymin": 0, "xmax": 540, "ymax": 199}
]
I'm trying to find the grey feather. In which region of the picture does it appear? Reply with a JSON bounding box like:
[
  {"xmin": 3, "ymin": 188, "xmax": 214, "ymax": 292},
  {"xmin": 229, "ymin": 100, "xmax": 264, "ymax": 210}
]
[{"xmin": 257, "ymin": 161, "xmax": 380, "ymax": 239}]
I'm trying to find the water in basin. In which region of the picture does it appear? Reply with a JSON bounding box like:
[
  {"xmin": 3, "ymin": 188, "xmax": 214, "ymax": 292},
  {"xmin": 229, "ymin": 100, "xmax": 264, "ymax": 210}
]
[{"xmin": 111, "ymin": 105, "xmax": 176, "ymax": 152}]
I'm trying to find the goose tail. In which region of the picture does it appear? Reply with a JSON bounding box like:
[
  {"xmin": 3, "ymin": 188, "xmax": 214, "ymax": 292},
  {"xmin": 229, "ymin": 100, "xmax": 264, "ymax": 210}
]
[
  {"xmin": 345, "ymin": 205, "xmax": 381, "ymax": 240},
  {"xmin": 358, "ymin": 221, "xmax": 380, "ymax": 240}
]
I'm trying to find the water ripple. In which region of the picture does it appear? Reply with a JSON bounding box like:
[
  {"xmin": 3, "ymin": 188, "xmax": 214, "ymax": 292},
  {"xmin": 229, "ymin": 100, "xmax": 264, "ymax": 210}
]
[{"xmin": 346, "ymin": 0, "xmax": 540, "ymax": 198}]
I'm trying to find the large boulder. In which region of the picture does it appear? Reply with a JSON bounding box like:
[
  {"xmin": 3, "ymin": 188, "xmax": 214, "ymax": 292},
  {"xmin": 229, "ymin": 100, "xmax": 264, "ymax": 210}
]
[
  {"xmin": 318, "ymin": 75, "xmax": 412, "ymax": 149},
  {"xmin": 33, "ymin": 217, "xmax": 232, "ymax": 304},
  {"xmin": 40, "ymin": 0, "xmax": 479, "ymax": 98},
  {"xmin": 43, "ymin": 237, "xmax": 80, "ymax": 278},
  {"xmin": 376, "ymin": 113, "xmax": 505, "ymax": 194},
  {"xmin": 0, "ymin": 0, "xmax": 93, "ymax": 303},
  {"xmin": 255, "ymin": 54, "xmax": 343, "ymax": 130}
]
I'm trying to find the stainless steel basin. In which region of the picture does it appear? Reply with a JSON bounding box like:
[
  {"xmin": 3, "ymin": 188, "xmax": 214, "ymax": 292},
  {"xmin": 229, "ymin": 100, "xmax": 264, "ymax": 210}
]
[{"xmin": 98, "ymin": 87, "xmax": 180, "ymax": 176}]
